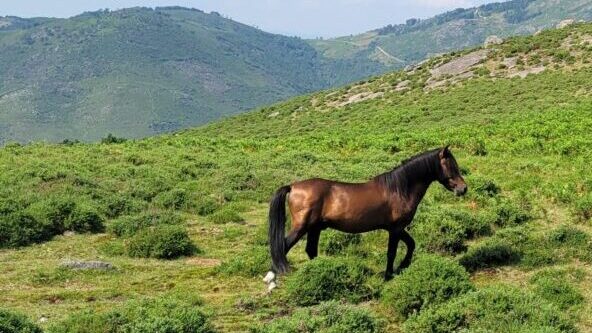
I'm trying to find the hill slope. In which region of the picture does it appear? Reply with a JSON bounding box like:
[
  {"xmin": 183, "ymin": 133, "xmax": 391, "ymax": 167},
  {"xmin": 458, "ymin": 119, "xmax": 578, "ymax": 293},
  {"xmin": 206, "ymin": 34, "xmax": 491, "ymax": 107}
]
[
  {"xmin": 1, "ymin": 23, "xmax": 592, "ymax": 332},
  {"xmin": 311, "ymin": 0, "xmax": 592, "ymax": 68},
  {"xmin": 0, "ymin": 7, "xmax": 385, "ymax": 144},
  {"xmin": 2, "ymin": 1, "xmax": 592, "ymax": 145}
]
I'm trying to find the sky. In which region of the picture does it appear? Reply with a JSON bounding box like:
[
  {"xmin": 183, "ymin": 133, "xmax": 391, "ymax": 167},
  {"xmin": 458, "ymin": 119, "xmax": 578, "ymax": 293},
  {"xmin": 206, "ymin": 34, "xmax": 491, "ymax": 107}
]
[{"xmin": 0, "ymin": 0, "xmax": 494, "ymax": 38}]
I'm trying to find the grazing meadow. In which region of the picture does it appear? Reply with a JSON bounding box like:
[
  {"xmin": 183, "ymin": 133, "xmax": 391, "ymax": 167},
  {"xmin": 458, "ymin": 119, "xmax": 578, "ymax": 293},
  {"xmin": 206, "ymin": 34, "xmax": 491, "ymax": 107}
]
[{"xmin": 1, "ymin": 23, "xmax": 592, "ymax": 332}]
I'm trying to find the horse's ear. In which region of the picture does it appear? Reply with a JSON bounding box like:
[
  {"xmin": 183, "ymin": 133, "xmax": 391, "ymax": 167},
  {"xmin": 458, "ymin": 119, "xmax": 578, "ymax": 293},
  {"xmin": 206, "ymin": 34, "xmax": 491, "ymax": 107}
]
[{"xmin": 439, "ymin": 146, "xmax": 451, "ymax": 159}]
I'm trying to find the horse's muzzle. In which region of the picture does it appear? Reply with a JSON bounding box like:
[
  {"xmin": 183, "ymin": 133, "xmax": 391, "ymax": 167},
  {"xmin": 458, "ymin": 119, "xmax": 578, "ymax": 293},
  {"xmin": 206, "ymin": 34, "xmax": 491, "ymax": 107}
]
[{"xmin": 454, "ymin": 185, "xmax": 468, "ymax": 196}]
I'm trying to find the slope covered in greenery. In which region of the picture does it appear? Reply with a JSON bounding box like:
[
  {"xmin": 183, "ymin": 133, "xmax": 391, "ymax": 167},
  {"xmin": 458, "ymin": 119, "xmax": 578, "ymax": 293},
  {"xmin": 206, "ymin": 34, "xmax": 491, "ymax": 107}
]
[
  {"xmin": 0, "ymin": 7, "xmax": 385, "ymax": 144},
  {"xmin": 1, "ymin": 23, "xmax": 592, "ymax": 332},
  {"xmin": 311, "ymin": 0, "xmax": 592, "ymax": 68}
]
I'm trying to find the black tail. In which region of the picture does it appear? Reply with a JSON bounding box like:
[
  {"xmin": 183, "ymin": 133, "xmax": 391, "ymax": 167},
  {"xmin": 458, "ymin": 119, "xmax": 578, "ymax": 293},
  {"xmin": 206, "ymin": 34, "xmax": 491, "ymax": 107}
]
[{"xmin": 269, "ymin": 185, "xmax": 291, "ymax": 274}]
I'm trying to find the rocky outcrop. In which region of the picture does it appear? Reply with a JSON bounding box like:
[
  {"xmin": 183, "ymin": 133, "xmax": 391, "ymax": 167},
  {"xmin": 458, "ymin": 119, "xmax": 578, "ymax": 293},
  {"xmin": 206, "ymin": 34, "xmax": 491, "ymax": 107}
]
[
  {"xmin": 557, "ymin": 19, "xmax": 575, "ymax": 29},
  {"xmin": 484, "ymin": 36, "xmax": 503, "ymax": 47},
  {"xmin": 61, "ymin": 260, "xmax": 114, "ymax": 270}
]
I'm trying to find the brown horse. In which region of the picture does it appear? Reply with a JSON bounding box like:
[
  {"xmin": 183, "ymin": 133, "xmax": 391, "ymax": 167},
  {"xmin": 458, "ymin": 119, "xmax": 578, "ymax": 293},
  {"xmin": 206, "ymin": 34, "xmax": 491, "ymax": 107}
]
[{"xmin": 268, "ymin": 146, "xmax": 467, "ymax": 280}]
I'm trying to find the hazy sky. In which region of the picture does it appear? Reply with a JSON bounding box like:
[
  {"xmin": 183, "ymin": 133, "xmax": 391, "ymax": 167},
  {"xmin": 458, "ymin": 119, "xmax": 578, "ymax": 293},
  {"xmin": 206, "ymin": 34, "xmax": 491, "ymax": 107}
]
[{"xmin": 1, "ymin": 0, "xmax": 494, "ymax": 38}]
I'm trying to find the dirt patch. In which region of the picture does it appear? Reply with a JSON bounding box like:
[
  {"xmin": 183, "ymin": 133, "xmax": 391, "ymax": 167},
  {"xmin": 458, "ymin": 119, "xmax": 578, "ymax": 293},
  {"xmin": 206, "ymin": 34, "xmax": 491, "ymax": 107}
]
[
  {"xmin": 510, "ymin": 66, "xmax": 545, "ymax": 78},
  {"xmin": 186, "ymin": 258, "xmax": 222, "ymax": 267},
  {"xmin": 328, "ymin": 91, "xmax": 384, "ymax": 107}
]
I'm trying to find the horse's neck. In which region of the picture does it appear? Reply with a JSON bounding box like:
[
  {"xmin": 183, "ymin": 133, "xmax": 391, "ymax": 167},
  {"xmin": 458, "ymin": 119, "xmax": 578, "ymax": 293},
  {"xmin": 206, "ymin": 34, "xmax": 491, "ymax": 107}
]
[{"xmin": 404, "ymin": 177, "xmax": 433, "ymax": 209}]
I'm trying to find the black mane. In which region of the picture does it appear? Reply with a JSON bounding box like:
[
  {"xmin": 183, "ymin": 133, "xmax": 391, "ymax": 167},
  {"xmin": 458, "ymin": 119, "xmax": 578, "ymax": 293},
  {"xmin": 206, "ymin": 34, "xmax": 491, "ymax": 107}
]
[{"xmin": 375, "ymin": 149, "xmax": 441, "ymax": 196}]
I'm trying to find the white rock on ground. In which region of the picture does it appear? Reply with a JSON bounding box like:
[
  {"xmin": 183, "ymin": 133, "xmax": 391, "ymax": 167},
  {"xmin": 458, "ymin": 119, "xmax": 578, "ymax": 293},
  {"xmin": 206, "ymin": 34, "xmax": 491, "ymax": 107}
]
[
  {"xmin": 557, "ymin": 19, "xmax": 575, "ymax": 29},
  {"xmin": 484, "ymin": 35, "xmax": 503, "ymax": 47}
]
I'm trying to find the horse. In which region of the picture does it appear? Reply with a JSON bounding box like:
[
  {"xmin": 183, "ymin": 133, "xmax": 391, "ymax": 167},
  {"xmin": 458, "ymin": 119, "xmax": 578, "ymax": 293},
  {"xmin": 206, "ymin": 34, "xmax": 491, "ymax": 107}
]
[{"xmin": 267, "ymin": 146, "xmax": 467, "ymax": 281}]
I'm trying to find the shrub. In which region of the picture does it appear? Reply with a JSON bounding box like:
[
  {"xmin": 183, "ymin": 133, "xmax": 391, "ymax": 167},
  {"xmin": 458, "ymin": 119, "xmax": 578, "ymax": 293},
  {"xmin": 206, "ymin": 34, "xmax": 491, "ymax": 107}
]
[
  {"xmin": 207, "ymin": 206, "xmax": 244, "ymax": 224},
  {"xmin": 574, "ymin": 195, "xmax": 592, "ymax": 222},
  {"xmin": 154, "ymin": 189, "xmax": 191, "ymax": 210},
  {"xmin": 104, "ymin": 195, "xmax": 145, "ymax": 218},
  {"xmin": 413, "ymin": 217, "xmax": 467, "ymax": 254},
  {"xmin": 322, "ymin": 231, "xmax": 362, "ymax": 255},
  {"xmin": 0, "ymin": 212, "xmax": 55, "ymax": 248},
  {"xmin": 471, "ymin": 177, "xmax": 500, "ymax": 197},
  {"xmin": 530, "ymin": 275, "xmax": 584, "ymax": 310},
  {"xmin": 217, "ymin": 245, "xmax": 270, "ymax": 277},
  {"xmin": 48, "ymin": 297, "xmax": 213, "ymax": 333},
  {"xmin": 285, "ymin": 257, "xmax": 373, "ymax": 306},
  {"xmin": 548, "ymin": 225, "xmax": 588, "ymax": 246},
  {"xmin": 403, "ymin": 285, "xmax": 576, "ymax": 333},
  {"xmin": 459, "ymin": 238, "xmax": 521, "ymax": 272},
  {"xmin": 195, "ymin": 197, "xmax": 221, "ymax": 216},
  {"xmin": 382, "ymin": 254, "xmax": 474, "ymax": 318},
  {"xmin": 252, "ymin": 301, "xmax": 384, "ymax": 333},
  {"xmin": 125, "ymin": 226, "xmax": 195, "ymax": 259},
  {"xmin": 64, "ymin": 204, "xmax": 105, "ymax": 233},
  {"xmin": 110, "ymin": 211, "xmax": 183, "ymax": 237},
  {"xmin": 0, "ymin": 308, "xmax": 43, "ymax": 333},
  {"xmin": 492, "ymin": 200, "xmax": 531, "ymax": 227}
]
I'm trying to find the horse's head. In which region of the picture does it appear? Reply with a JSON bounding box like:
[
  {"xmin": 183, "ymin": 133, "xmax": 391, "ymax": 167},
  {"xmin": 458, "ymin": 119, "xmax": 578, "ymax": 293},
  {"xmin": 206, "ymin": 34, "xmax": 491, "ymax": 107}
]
[{"xmin": 437, "ymin": 146, "xmax": 467, "ymax": 196}]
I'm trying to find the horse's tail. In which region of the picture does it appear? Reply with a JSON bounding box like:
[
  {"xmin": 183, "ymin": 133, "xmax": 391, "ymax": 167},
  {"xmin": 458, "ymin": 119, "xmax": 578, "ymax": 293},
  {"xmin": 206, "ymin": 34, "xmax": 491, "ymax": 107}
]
[{"xmin": 269, "ymin": 185, "xmax": 291, "ymax": 274}]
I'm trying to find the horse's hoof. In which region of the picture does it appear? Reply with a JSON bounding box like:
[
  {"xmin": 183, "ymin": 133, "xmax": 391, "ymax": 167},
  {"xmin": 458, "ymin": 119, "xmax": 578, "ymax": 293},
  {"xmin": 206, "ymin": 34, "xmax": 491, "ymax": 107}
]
[
  {"xmin": 267, "ymin": 281, "xmax": 277, "ymax": 292},
  {"xmin": 263, "ymin": 271, "xmax": 276, "ymax": 284}
]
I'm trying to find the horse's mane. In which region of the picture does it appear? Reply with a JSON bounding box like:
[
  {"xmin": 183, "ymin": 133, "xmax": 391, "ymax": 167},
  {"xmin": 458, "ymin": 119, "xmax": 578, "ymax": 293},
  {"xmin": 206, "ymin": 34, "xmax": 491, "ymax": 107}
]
[{"xmin": 374, "ymin": 148, "xmax": 441, "ymax": 196}]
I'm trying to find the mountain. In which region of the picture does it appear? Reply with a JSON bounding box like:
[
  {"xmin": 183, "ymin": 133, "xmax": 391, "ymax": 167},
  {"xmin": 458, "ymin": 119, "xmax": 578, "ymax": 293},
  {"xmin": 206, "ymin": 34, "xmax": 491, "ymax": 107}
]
[
  {"xmin": 1, "ymin": 1, "xmax": 592, "ymax": 144},
  {"xmin": 0, "ymin": 7, "xmax": 385, "ymax": 144},
  {"xmin": 1, "ymin": 22, "xmax": 592, "ymax": 331},
  {"xmin": 311, "ymin": 0, "xmax": 592, "ymax": 67}
]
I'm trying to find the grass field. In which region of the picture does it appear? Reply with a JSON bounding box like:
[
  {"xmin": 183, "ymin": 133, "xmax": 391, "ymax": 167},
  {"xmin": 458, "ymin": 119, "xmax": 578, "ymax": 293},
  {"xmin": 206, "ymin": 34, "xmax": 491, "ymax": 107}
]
[{"xmin": 1, "ymin": 23, "xmax": 592, "ymax": 332}]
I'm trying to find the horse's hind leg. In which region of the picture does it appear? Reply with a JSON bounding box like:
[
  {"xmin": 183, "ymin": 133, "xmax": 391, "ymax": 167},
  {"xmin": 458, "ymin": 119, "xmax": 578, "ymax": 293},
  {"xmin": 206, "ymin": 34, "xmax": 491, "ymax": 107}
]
[
  {"xmin": 385, "ymin": 230, "xmax": 401, "ymax": 281},
  {"xmin": 305, "ymin": 226, "xmax": 321, "ymax": 259},
  {"xmin": 396, "ymin": 230, "xmax": 415, "ymax": 274}
]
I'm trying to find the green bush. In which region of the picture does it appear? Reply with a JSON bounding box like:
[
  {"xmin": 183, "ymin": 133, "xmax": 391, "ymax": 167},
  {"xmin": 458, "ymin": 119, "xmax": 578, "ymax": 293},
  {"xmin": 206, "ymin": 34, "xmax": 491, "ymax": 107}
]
[
  {"xmin": 48, "ymin": 297, "xmax": 213, "ymax": 333},
  {"xmin": 574, "ymin": 195, "xmax": 592, "ymax": 222},
  {"xmin": 322, "ymin": 231, "xmax": 362, "ymax": 255},
  {"xmin": 492, "ymin": 200, "xmax": 531, "ymax": 227},
  {"xmin": 154, "ymin": 189, "xmax": 191, "ymax": 210},
  {"xmin": 125, "ymin": 226, "xmax": 195, "ymax": 259},
  {"xmin": 403, "ymin": 285, "xmax": 576, "ymax": 333},
  {"xmin": 217, "ymin": 245, "xmax": 270, "ymax": 277},
  {"xmin": 0, "ymin": 308, "xmax": 43, "ymax": 333},
  {"xmin": 252, "ymin": 301, "xmax": 384, "ymax": 333},
  {"xmin": 104, "ymin": 194, "xmax": 145, "ymax": 218},
  {"xmin": 549, "ymin": 225, "xmax": 589, "ymax": 246},
  {"xmin": 110, "ymin": 211, "xmax": 183, "ymax": 237},
  {"xmin": 459, "ymin": 238, "xmax": 521, "ymax": 272},
  {"xmin": 382, "ymin": 254, "xmax": 474, "ymax": 318},
  {"xmin": 471, "ymin": 177, "xmax": 500, "ymax": 197},
  {"xmin": 530, "ymin": 275, "xmax": 584, "ymax": 310},
  {"xmin": 64, "ymin": 204, "xmax": 105, "ymax": 233},
  {"xmin": 0, "ymin": 212, "xmax": 55, "ymax": 248},
  {"xmin": 413, "ymin": 217, "xmax": 467, "ymax": 254},
  {"xmin": 285, "ymin": 257, "xmax": 373, "ymax": 306},
  {"xmin": 195, "ymin": 197, "xmax": 221, "ymax": 216},
  {"xmin": 207, "ymin": 206, "xmax": 244, "ymax": 224}
]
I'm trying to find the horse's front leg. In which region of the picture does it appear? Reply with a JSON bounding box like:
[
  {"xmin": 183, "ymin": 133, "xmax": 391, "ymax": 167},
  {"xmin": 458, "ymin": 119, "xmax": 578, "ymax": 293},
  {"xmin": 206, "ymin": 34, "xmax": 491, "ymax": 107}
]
[{"xmin": 385, "ymin": 230, "xmax": 401, "ymax": 281}]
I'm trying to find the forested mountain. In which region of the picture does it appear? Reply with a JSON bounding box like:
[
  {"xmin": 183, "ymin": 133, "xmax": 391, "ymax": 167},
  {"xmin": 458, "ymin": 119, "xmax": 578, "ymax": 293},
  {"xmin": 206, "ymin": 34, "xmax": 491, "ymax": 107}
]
[
  {"xmin": 311, "ymin": 0, "xmax": 592, "ymax": 68},
  {"xmin": 0, "ymin": 7, "xmax": 385, "ymax": 144}
]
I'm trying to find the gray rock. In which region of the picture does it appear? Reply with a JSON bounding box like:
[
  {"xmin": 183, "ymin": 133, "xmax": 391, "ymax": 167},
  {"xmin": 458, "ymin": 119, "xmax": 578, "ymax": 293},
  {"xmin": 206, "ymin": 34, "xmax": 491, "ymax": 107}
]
[{"xmin": 61, "ymin": 260, "xmax": 114, "ymax": 271}]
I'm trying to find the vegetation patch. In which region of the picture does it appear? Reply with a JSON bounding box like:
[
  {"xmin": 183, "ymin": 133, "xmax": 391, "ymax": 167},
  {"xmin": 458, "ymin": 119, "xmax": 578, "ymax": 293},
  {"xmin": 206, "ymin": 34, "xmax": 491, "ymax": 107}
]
[
  {"xmin": 109, "ymin": 211, "xmax": 184, "ymax": 237},
  {"xmin": 402, "ymin": 285, "xmax": 577, "ymax": 333},
  {"xmin": 125, "ymin": 225, "xmax": 196, "ymax": 259},
  {"xmin": 48, "ymin": 296, "xmax": 213, "ymax": 333},
  {"xmin": 252, "ymin": 301, "xmax": 384, "ymax": 333},
  {"xmin": 459, "ymin": 238, "xmax": 521, "ymax": 272},
  {"xmin": 217, "ymin": 245, "xmax": 270, "ymax": 277},
  {"xmin": 285, "ymin": 257, "xmax": 373, "ymax": 306},
  {"xmin": 382, "ymin": 254, "xmax": 474, "ymax": 318},
  {"xmin": 0, "ymin": 308, "xmax": 42, "ymax": 333},
  {"xmin": 322, "ymin": 231, "xmax": 362, "ymax": 255}
]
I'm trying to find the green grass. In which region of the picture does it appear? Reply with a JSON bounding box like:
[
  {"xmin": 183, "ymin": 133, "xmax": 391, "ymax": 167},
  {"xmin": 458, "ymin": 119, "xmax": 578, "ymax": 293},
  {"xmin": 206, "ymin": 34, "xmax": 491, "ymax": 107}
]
[{"xmin": 2, "ymin": 23, "xmax": 592, "ymax": 332}]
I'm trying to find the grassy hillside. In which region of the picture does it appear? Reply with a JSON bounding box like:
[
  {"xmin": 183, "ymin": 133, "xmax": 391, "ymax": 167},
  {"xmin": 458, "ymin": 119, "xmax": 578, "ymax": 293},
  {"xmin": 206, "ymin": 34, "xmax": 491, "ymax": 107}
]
[
  {"xmin": 311, "ymin": 0, "xmax": 592, "ymax": 68},
  {"xmin": 1, "ymin": 23, "xmax": 592, "ymax": 332},
  {"xmin": 0, "ymin": 7, "xmax": 386, "ymax": 144}
]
